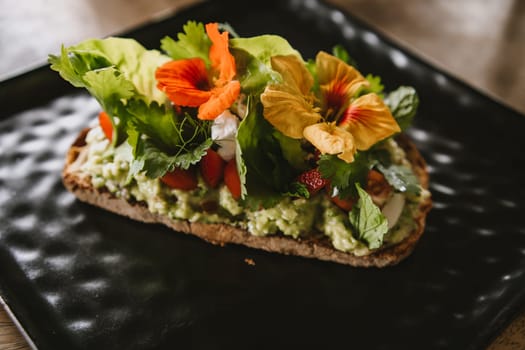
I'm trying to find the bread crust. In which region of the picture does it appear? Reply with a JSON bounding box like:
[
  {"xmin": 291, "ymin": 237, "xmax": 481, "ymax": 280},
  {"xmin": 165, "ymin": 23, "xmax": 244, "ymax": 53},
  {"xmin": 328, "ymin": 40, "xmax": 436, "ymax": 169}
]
[{"xmin": 62, "ymin": 129, "xmax": 432, "ymax": 267}]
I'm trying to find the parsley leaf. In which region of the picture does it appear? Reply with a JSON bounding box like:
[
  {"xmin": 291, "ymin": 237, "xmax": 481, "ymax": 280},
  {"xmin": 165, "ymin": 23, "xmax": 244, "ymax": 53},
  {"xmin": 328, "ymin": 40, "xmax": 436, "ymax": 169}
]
[
  {"xmin": 349, "ymin": 183, "xmax": 389, "ymax": 249},
  {"xmin": 123, "ymin": 101, "xmax": 212, "ymax": 178},
  {"xmin": 123, "ymin": 99, "xmax": 207, "ymax": 150},
  {"xmin": 83, "ymin": 68, "xmax": 136, "ymax": 145},
  {"xmin": 132, "ymin": 137, "xmax": 212, "ymax": 179},
  {"xmin": 317, "ymin": 152, "xmax": 372, "ymax": 198},
  {"xmin": 365, "ymin": 74, "xmax": 384, "ymax": 95},
  {"xmin": 160, "ymin": 21, "xmax": 211, "ymax": 64}
]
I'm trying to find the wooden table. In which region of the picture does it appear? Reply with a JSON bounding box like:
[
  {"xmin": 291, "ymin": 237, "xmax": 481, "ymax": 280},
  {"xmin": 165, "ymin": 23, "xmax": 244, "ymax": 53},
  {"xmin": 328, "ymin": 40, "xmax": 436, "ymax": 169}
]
[{"xmin": 1, "ymin": 0, "xmax": 524, "ymax": 348}]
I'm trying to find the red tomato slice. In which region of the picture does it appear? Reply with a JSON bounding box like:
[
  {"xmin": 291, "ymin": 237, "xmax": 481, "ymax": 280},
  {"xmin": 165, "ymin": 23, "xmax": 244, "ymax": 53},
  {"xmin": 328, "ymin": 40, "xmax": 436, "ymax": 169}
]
[
  {"xmin": 200, "ymin": 148, "xmax": 226, "ymax": 188},
  {"xmin": 160, "ymin": 168, "xmax": 198, "ymax": 191},
  {"xmin": 224, "ymin": 159, "xmax": 242, "ymax": 200}
]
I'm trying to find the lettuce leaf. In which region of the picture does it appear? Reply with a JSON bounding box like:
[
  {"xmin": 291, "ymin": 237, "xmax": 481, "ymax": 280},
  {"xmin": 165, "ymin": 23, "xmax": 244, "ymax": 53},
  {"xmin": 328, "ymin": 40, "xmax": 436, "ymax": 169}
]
[
  {"xmin": 49, "ymin": 44, "xmax": 138, "ymax": 143},
  {"xmin": 49, "ymin": 37, "xmax": 171, "ymax": 145},
  {"xmin": 349, "ymin": 183, "xmax": 389, "ymax": 249},
  {"xmin": 55, "ymin": 38, "xmax": 170, "ymax": 104},
  {"xmin": 230, "ymin": 35, "xmax": 301, "ymax": 67},
  {"xmin": 230, "ymin": 48, "xmax": 281, "ymax": 95},
  {"xmin": 160, "ymin": 21, "xmax": 211, "ymax": 64},
  {"xmin": 272, "ymin": 130, "xmax": 308, "ymax": 171},
  {"xmin": 230, "ymin": 35, "xmax": 302, "ymax": 95}
]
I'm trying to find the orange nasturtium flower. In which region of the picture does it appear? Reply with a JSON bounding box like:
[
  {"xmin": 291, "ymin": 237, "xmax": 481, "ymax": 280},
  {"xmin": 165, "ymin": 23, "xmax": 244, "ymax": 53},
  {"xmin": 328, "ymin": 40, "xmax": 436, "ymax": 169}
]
[
  {"xmin": 261, "ymin": 51, "xmax": 400, "ymax": 163},
  {"xmin": 155, "ymin": 23, "xmax": 241, "ymax": 120}
]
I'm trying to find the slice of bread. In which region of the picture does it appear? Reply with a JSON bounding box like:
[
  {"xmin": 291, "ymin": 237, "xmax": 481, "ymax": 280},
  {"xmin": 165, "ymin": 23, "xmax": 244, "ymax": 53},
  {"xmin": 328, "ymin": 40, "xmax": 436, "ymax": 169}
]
[{"xmin": 62, "ymin": 129, "xmax": 432, "ymax": 267}]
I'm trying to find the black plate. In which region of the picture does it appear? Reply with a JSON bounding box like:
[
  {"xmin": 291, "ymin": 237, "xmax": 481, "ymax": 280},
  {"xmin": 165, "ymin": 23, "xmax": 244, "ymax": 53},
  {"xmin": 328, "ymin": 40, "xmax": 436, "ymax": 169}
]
[{"xmin": 2, "ymin": 0, "xmax": 525, "ymax": 349}]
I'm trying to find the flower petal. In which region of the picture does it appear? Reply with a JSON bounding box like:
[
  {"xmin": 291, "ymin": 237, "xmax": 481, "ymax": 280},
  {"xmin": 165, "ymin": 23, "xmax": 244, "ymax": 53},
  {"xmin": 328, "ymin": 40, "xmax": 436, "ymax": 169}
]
[
  {"xmin": 261, "ymin": 55, "xmax": 319, "ymax": 138},
  {"xmin": 270, "ymin": 55, "xmax": 314, "ymax": 97},
  {"xmin": 206, "ymin": 22, "xmax": 237, "ymax": 84},
  {"xmin": 156, "ymin": 58, "xmax": 211, "ymax": 106},
  {"xmin": 303, "ymin": 123, "xmax": 356, "ymax": 163},
  {"xmin": 261, "ymin": 86, "xmax": 321, "ymax": 138},
  {"xmin": 198, "ymin": 80, "xmax": 241, "ymax": 120},
  {"xmin": 211, "ymin": 109, "xmax": 240, "ymax": 161},
  {"xmin": 316, "ymin": 51, "xmax": 369, "ymax": 117},
  {"xmin": 339, "ymin": 93, "xmax": 401, "ymax": 150}
]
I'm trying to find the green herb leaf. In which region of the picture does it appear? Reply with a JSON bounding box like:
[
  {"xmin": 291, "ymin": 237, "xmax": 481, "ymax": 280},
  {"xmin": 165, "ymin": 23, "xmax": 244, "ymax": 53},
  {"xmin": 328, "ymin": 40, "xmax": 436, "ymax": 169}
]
[
  {"xmin": 317, "ymin": 152, "xmax": 372, "ymax": 198},
  {"xmin": 126, "ymin": 105, "xmax": 211, "ymax": 177},
  {"xmin": 123, "ymin": 99, "xmax": 205, "ymax": 150},
  {"xmin": 236, "ymin": 98, "xmax": 297, "ymax": 207},
  {"xmin": 331, "ymin": 44, "xmax": 358, "ymax": 67},
  {"xmin": 283, "ymin": 182, "xmax": 310, "ymax": 199},
  {"xmin": 349, "ymin": 183, "xmax": 389, "ymax": 249},
  {"xmin": 83, "ymin": 68, "xmax": 136, "ymax": 110},
  {"xmin": 132, "ymin": 137, "xmax": 212, "ymax": 179},
  {"xmin": 384, "ymin": 86, "xmax": 419, "ymax": 131},
  {"xmin": 49, "ymin": 45, "xmax": 111, "ymax": 88},
  {"xmin": 365, "ymin": 74, "xmax": 384, "ymax": 95},
  {"xmin": 160, "ymin": 21, "xmax": 211, "ymax": 64},
  {"xmin": 376, "ymin": 163, "xmax": 421, "ymax": 195},
  {"xmin": 272, "ymin": 130, "xmax": 308, "ymax": 171},
  {"xmin": 70, "ymin": 38, "xmax": 169, "ymax": 104}
]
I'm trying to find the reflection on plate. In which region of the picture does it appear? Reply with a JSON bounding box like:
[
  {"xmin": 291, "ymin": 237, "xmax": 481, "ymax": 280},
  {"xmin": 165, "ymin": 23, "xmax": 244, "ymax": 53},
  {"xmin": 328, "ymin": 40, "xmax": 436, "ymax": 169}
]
[{"xmin": 1, "ymin": 0, "xmax": 525, "ymax": 349}]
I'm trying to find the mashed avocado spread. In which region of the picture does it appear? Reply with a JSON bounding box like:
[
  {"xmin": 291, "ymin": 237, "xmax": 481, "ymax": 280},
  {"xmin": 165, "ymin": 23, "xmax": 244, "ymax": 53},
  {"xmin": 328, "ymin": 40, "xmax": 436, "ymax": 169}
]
[{"xmin": 82, "ymin": 127, "xmax": 429, "ymax": 255}]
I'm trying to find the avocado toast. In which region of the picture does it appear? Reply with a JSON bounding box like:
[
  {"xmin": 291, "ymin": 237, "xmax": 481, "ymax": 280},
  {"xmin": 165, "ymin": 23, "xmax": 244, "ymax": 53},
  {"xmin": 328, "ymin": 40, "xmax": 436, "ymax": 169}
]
[{"xmin": 51, "ymin": 21, "xmax": 432, "ymax": 267}]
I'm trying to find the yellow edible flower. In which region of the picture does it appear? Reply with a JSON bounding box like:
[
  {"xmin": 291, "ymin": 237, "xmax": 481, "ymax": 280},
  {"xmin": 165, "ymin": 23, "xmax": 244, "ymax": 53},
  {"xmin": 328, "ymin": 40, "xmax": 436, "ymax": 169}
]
[
  {"xmin": 338, "ymin": 93, "xmax": 400, "ymax": 150},
  {"xmin": 303, "ymin": 122, "xmax": 356, "ymax": 162},
  {"xmin": 261, "ymin": 51, "xmax": 400, "ymax": 162},
  {"xmin": 260, "ymin": 55, "xmax": 320, "ymax": 138}
]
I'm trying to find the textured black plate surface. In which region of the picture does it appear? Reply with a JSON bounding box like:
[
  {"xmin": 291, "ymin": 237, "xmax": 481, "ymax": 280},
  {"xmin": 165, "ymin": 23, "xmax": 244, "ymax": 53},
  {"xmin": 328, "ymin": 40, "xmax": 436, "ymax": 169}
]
[{"xmin": 2, "ymin": 0, "xmax": 525, "ymax": 349}]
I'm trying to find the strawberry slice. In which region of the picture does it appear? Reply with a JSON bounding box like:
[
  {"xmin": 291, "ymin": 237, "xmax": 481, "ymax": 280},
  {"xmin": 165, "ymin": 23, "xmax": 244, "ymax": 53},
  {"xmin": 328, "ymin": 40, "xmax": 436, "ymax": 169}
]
[
  {"xmin": 297, "ymin": 168, "xmax": 328, "ymax": 195},
  {"xmin": 160, "ymin": 168, "xmax": 198, "ymax": 191},
  {"xmin": 98, "ymin": 111, "xmax": 113, "ymax": 142},
  {"xmin": 200, "ymin": 148, "xmax": 226, "ymax": 188},
  {"xmin": 224, "ymin": 159, "xmax": 242, "ymax": 200}
]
